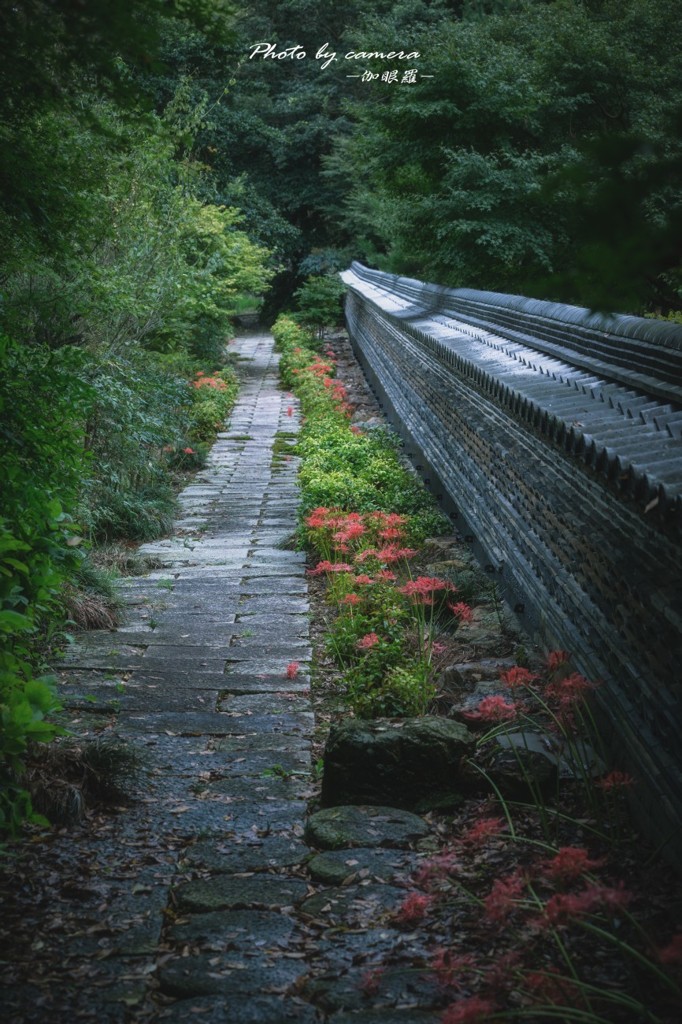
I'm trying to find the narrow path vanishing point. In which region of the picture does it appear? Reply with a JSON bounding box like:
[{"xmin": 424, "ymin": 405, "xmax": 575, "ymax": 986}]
[{"xmin": 6, "ymin": 332, "xmax": 438, "ymax": 1024}]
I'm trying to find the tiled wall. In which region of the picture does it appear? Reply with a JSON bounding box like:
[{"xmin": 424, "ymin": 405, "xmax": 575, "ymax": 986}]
[{"xmin": 343, "ymin": 269, "xmax": 682, "ymax": 860}]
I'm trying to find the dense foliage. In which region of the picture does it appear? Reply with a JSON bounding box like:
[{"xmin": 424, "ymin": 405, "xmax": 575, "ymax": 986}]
[
  {"xmin": 0, "ymin": 1, "xmax": 271, "ymax": 827},
  {"xmin": 331, "ymin": 0, "xmax": 682, "ymax": 311},
  {"xmin": 150, "ymin": 0, "xmax": 681, "ymax": 313}
]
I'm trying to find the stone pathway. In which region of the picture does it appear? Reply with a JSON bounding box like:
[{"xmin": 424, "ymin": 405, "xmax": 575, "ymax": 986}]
[{"xmin": 1, "ymin": 333, "xmax": 441, "ymax": 1023}]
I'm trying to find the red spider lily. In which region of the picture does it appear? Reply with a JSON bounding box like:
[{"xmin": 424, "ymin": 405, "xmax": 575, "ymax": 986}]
[
  {"xmin": 658, "ymin": 934, "xmax": 682, "ymax": 964},
  {"xmin": 378, "ymin": 527, "xmax": 406, "ymax": 541},
  {"xmin": 353, "ymin": 574, "xmax": 374, "ymax": 585},
  {"xmin": 542, "ymin": 847, "xmax": 604, "ymax": 882},
  {"xmin": 431, "ymin": 641, "xmax": 447, "ymax": 655},
  {"xmin": 399, "ymin": 575, "xmax": 453, "ymax": 594},
  {"xmin": 182, "ymin": 447, "xmax": 195, "ymax": 454},
  {"xmin": 307, "ymin": 560, "xmax": 354, "ymax": 575},
  {"xmin": 414, "ymin": 851, "xmax": 462, "ymax": 888},
  {"xmin": 285, "ymin": 661, "xmax": 300, "ymax": 679},
  {"xmin": 592, "ymin": 882, "xmax": 633, "ymax": 911},
  {"xmin": 306, "ymin": 357, "xmax": 335, "ymax": 377},
  {"xmin": 353, "ymin": 549, "xmax": 378, "ymax": 563},
  {"xmin": 356, "ymin": 632, "xmax": 380, "ymax": 650},
  {"xmin": 539, "ymin": 892, "xmax": 594, "ymax": 927},
  {"xmin": 359, "ymin": 967, "xmax": 384, "ymax": 995},
  {"xmin": 483, "ymin": 871, "xmax": 525, "ymax": 922},
  {"xmin": 304, "ymin": 506, "xmax": 331, "ymax": 529},
  {"xmin": 551, "ymin": 706, "xmax": 577, "ymax": 735},
  {"xmin": 399, "ymin": 576, "xmax": 454, "ymax": 604},
  {"xmin": 538, "ymin": 883, "xmax": 632, "ymax": 928},
  {"xmin": 393, "ymin": 892, "xmax": 431, "ymax": 926},
  {"xmin": 460, "ymin": 817, "xmax": 507, "ymax": 846},
  {"xmin": 323, "ymin": 515, "xmax": 345, "ymax": 530},
  {"xmin": 193, "ymin": 373, "xmax": 227, "ymax": 391},
  {"xmin": 327, "ymin": 511, "xmax": 362, "ymax": 528},
  {"xmin": 355, "ymin": 544, "xmax": 417, "ymax": 564},
  {"xmin": 343, "ymin": 521, "xmax": 367, "ymax": 538},
  {"xmin": 462, "ymin": 696, "xmax": 517, "ymax": 724},
  {"xmin": 354, "ymin": 547, "xmax": 379, "ymax": 563},
  {"xmin": 524, "ymin": 968, "xmax": 575, "ymax": 1005},
  {"xmin": 499, "ymin": 666, "xmax": 539, "ymax": 688},
  {"xmin": 431, "ymin": 949, "xmax": 477, "ymax": 989},
  {"xmin": 369, "ymin": 511, "xmax": 408, "ymax": 528},
  {"xmin": 546, "ymin": 649, "xmax": 570, "ymax": 672},
  {"xmin": 375, "ymin": 569, "xmax": 397, "ymax": 582},
  {"xmin": 342, "ymin": 593, "xmax": 361, "ymax": 606},
  {"xmin": 545, "ymin": 671, "xmax": 595, "ymax": 705},
  {"xmin": 333, "ymin": 522, "xmax": 366, "ymax": 545},
  {"xmin": 485, "ymin": 951, "xmax": 522, "ymax": 997},
  {"xmin": 441, "ymin": 996, "xmax": 497, "ymax": 1023},
  {"xmin": 449, "ymin": 601, "xmax": 473, "ymax": 623},
  {"xmin": 596, "ymin": 770, "xmax": 636, "ymax": 791}
]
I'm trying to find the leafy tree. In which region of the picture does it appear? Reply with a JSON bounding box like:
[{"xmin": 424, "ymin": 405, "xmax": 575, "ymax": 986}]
[
  {"xmin": 149, "ymin": 1, "xmax": 454, "ymax": 313},
  {"xmin": 331, "ymin": 0, "xmax": 682, "ymax": 311},
  {"xmin": 292, "ymin": 274, "xmax": 347, "ymax": 334},
  {"xmin": 0, "ymin": 338, "xmax": 90, "ymax": 830}
]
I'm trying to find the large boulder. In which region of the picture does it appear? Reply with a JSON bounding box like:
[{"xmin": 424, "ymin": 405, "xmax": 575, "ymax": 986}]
[
  {"xmin": 482, "ymin": 731, "xmax": 559, "ymax": 800},
  {"xmin": 320, "ymin": 716, "xmax": 474, "ymax": 812}
]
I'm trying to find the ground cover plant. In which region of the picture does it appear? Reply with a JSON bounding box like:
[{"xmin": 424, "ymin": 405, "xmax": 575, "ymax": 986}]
[
  {"xmin": 277, "ymin": 316, "xmax": 682, "ymax": 1023},
  {"xmin": 274, "ymin": 314, "xmax": 457, "ymax": 714}
]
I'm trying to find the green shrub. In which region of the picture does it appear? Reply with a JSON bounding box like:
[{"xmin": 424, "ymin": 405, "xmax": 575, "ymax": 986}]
[
  {"xmin": 0, "ymin": 64, "xmax": 267, "ymax": 832},
  {"xmin": 273, "ymin": 315, "xmax": 319, "ymax": 357},
  {"xmin": 0, "ymin": 337, "xmax": 90, "ymax": 829},
  {"xmin": 76, "ymin": 351, "xmax": 189, "ymax": 541},
  {"xmin": 273, "ymin": 314, "xmax": 449, "ymax": 540},
  {"xmin": 292, "ymin": 274, "xmax": 346, "ymax": 336},
  {"xmin": 189, "ymin": 398, "xmax": 228, "ymax": 442},
  {"xmin": 347, "ymin": 661, "xmax": 435, "ymax": 719},
  {"xmin": 62, "ymin": 555, "xmax": 122, "ymax": 631},
  {"xmin": 189, "ymin": 367, "xmax": 239, "ymax": 443},
  {"xmin": 165, "ymin": 444, "xmax": 208, "ymax": 471},
  {"xmin": 274, "ymin": 314, "xmax": 456, "ymax": 724},
  {"xmin": 85, "ymin": 484, "xmax": 178, "ymax": 543}
]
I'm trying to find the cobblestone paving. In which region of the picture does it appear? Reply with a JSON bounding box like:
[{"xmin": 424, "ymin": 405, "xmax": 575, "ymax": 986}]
[{"xmin": 0, "ymin": 334, "xmax": 439, "ymax": 1023}]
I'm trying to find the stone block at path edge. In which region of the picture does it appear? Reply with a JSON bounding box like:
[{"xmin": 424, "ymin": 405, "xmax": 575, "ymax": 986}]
[
  {"xmin": 157, "ymin": 995, "xmax": 319, "ymax": 1024},
  {"xmin": 321, "ymin": 716, "xmax": 474, "ymax": 811},
  {"xmin": 305, "ymin": 805, "xmax": 429, "ymax": 850},
  {"xmin": 174, "ymin": 874, "xmax": 309, "ymax": 913}
]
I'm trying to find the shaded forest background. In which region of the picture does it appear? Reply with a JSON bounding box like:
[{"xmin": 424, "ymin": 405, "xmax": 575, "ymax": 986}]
[{"xmin": 1, "ymin": 0, "xmax": 681, "ymax": 827}]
